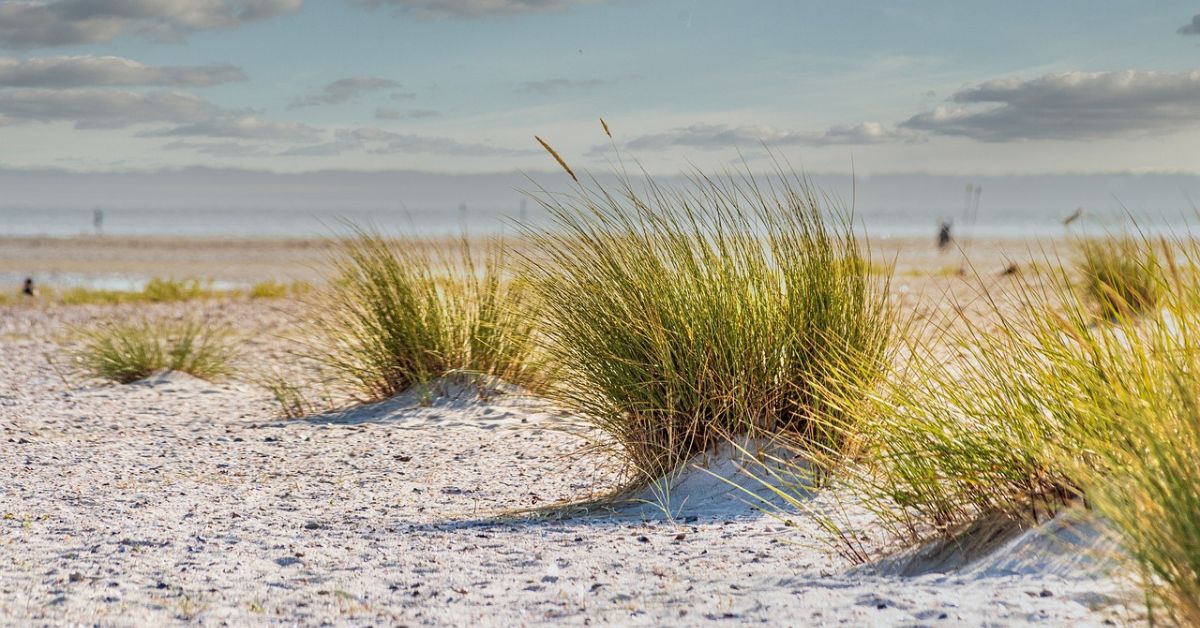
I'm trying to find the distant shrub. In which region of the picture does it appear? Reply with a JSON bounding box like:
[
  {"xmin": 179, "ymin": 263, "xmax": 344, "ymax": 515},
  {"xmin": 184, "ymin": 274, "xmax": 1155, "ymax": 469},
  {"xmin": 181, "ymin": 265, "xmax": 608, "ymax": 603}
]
[
  {"xmin": 141, "ymin": 278, "xmax": 209, "ymax": 302},
  {"xmin": 249, "ymin": 280, "xmax": 289, "ymax": 299},
  {"xmin": 249, "ymin": 280, "xmax": 314, "ymax": 299}
]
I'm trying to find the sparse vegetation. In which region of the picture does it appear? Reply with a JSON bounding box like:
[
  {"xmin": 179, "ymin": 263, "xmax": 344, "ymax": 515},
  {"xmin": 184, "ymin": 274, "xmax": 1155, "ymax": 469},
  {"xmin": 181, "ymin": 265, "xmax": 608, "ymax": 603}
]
[
  {"xmin": 10, "ymin": 277, "xmax": 309, "ymax": 306},
  {"xmin": 520, "ymin": 165, "xmax": 896, "ymax": 481},
  {"xmin": 302, "ymin": 230, "xmax": 537, "ymax": 402},
  {"xmin": 258, "ymin": 367, "xmax": 334, "ymax": 419},
  {"xmin": 49, "ymin": 278, "xmax": 219, "ymax": 305},
  {"xmin": 71, "ymin": 316, "xmax": 237, "ymax": 383},
  {"xmin": 249, "ymin": 280, "xmax": 312, "ymax": 299}
]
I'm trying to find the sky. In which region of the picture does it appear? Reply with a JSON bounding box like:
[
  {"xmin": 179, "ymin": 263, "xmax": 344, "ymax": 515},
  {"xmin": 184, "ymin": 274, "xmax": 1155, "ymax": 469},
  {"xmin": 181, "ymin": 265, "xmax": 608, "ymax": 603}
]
[{"xmin": 1, "ymin": 1, "xmax": 1200, "ymax": 191}]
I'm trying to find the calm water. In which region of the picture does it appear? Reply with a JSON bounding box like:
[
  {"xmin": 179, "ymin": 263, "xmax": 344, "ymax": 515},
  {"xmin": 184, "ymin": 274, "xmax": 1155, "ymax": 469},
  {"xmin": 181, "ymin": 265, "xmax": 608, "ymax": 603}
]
[{"xmin": 0, "ymin": 206, "xmax": 1161, "ymax": 239}]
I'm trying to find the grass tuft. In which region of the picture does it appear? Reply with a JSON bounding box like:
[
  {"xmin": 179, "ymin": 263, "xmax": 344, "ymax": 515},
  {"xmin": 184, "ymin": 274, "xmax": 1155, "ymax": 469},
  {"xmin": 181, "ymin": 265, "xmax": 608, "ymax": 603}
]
[
  {"xmin": 248, "ymin": 280, "xmax": 312, "ymax": 299},
  {"xmin": 520, "ymin": 166, "xmax": 896, "ymax": 481},
  {"xmin": 1076, "ymin": 236, "xmax": 1162, "ymax": 319},
  {"xmin": 301, "ymin": 229, "xmax": 537, "ymax": 402},
  {"xmin": 837, "ymin": 233, "xmax": 1200, "ymax": 622},
  {"xmin": 71, "ymin": 316, "xmax": 236, "ymax": 383}
]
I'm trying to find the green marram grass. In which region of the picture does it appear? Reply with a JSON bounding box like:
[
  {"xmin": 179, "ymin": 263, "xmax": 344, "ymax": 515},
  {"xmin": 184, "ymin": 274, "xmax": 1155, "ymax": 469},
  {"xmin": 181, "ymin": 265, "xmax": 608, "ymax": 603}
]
[
  {"xmin": 302, "ymin": 229, "xmax": 537, "ymax": 402},
  {"xmin": 836, "ymin": 233, "xmax": 1198, "ymax": 623},
  {"xmin": 1069, "ymin": 240, "xmax": 1200, "ymax": 626},
  {"xmin": 1076, "ymin": 235, "xmax": 1162, "ymax": 319},
  {"xmin": 71, "ymin": 316, "xmax": 236, "ymax": 383},
  {"xmin": 521, "ymin": 167, "xmax": 896, "ymax": 481}
]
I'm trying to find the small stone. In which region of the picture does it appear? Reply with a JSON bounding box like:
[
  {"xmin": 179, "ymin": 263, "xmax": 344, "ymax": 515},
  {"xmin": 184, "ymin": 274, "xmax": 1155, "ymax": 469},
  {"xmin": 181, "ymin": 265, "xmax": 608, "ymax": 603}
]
[
  {"xmin": 1039, "ymin": 589, "xmax": 1054, "ymax": 598},
  {"xmin": 636, "ymin": 536, "xmax": 649, "ymax": 543},
  {"xmin": 303, "ymin": 521, "xmax": 322, "ymax": 530},
  {"xmin": 68, "ymin": 572, "xmax": 83, "ymax": 583}
]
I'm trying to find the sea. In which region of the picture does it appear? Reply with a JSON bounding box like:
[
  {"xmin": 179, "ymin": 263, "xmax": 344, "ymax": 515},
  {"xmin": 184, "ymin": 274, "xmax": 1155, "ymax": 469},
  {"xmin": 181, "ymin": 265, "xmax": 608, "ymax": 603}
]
[{"xmin": 0, "ymin": 205, "xmax": 1172, "ymax": 239}]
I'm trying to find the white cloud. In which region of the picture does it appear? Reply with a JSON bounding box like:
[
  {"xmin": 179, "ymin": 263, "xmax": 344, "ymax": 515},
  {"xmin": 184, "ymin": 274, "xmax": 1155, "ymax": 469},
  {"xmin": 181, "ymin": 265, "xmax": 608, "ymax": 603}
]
[
  {"xmin": 605, "ymin": 121, "xmax": 920, "ymax": 153},
  {"xmin": 163, "ymin": 140, "xmax": 271, "ymax": 157},
  {"xmin": 902, "ymin": 70, "xmax": 1200, "ymax": 141},
  {"xmin": 0, "ymin": 0, "xmax": 302, "ymax": 49},
  {"xmin": 0, "ymin": 88, "xmax": 216, "ymax": 128},
  {"xmin": 145, "ymin": 114, "xmax": 322, "ymax": 141},
  {"xmin": 281, "ymin": 126, "xmax": 536, "ymax": 157},
  {"xmin": 0, "ymin": 55, "xmax": 245, "ymax": 87},
  {"xmin": 350, "ymin": 0, "xmax": 596, "ymax": 18},
  {"xmin": 0, "ymin": 87, "xmax": 318, "ymax": 142}
]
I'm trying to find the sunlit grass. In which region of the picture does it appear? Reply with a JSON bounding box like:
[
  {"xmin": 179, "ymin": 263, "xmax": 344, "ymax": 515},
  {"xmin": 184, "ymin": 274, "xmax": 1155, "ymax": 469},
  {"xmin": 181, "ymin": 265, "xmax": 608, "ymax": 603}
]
[
  {"xmin": 71, "ymin": 316, "xmax": 237, "ymax": 383},
  {"xmin": 301, "ymin": 229, "xmax": 537, "ymax": 402},
  {"xmin": 520, "ymin": 165, "xmax": 897, "ymax": 482},
  {"xmin": 248, "ymin": 280, "xmax": 312, "ymax": 299},
  {"xmin": 822, "ymin": 232, "xmax": 1200, "ymax": 621},
  {"xmin": 1076, "ymin": 236, "xmax": 1162, "ymax": 319},
  {"xmin": 9, "ymin": 277, "xmax": 309, "ymax": 305}
]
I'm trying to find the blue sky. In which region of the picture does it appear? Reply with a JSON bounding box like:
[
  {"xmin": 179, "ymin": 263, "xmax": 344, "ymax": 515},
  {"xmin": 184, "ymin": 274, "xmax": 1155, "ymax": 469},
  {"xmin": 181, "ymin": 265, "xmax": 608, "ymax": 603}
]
[{"xmin": 2, "ymin": 1, "xmax": 1200, "ymax": 176}]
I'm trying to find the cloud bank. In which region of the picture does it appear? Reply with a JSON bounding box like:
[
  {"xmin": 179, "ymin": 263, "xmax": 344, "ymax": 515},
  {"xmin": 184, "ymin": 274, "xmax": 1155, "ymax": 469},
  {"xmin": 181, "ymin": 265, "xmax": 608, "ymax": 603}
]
[
  {"xmin": 0, "ymin": 0, "xmax": 302, "ymax": 48},
  {"xmin": 605, "ymin": 121, "xmax": 920, "ymax": 153},
  {"xmin": 0, "ymin": 55, "xmax": 245, "ymax": 87},
  {"xmin": 903, "ymin": 70, "xmax": 1200, "ymax": 141},
  {"xmin": 281, "ymin": 126, "xmax": 537, "ymax": 157}
]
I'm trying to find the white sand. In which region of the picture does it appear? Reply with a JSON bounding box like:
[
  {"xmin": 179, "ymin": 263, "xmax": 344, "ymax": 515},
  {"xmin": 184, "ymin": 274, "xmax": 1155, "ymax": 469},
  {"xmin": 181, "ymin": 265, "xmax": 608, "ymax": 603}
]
[{"xmin": 0, "ymin": 302, "xmax": 1142, "ymax": 626}]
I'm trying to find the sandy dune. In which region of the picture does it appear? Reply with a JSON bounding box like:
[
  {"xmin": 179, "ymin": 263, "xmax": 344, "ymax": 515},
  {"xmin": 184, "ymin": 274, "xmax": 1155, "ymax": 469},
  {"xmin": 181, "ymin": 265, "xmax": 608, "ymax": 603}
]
[
  {"xmin": 0, "ymin": 305, "xmax": 1136, "ymax": 626},
  {"xmin": 0, "ymin": 237, "xmax": 1143, "ymax": 625}
]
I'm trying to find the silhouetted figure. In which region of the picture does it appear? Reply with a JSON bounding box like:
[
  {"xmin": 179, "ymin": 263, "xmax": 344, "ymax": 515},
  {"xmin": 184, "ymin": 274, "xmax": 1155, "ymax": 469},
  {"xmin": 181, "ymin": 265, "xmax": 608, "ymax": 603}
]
[
  {"xmin": 22, "ymin": 277, "xmax": 35, "ymax": 297},
  {"xmin": 93, "ymin": 209, "xmax": 104, "ymax": 235},
  {"xmin": 937, "ymin": 221, "xmax": 953, "ymax": 251}
]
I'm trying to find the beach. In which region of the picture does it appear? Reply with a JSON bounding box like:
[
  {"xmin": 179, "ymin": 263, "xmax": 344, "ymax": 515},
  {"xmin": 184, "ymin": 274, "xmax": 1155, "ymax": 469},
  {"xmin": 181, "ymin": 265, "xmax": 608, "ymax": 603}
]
[{"xmin": 0, "ymin": 235, "xmax": 1140, "ymax": 626}]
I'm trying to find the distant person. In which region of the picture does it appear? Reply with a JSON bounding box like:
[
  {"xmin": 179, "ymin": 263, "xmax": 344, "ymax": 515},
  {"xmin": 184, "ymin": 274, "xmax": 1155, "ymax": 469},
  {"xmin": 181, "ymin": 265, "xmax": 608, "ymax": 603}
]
[
  {"xmin": 937, "ymin": 221, "xmax": 953, "ymax": 251},
  {"xmin": 93, "ymin": 208, "xmax": 104, "ymax": 235},
  {"xmin": 22, "ymin": 277, "xmax": 35, "ymax": 297}
]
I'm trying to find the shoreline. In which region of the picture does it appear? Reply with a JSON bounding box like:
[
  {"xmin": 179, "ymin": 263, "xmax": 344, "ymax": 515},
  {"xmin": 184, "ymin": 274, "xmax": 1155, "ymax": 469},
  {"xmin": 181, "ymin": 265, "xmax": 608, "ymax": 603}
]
[{"xmin": 0, "ymin": 234, "xmax": 1060, "ymax": 284}]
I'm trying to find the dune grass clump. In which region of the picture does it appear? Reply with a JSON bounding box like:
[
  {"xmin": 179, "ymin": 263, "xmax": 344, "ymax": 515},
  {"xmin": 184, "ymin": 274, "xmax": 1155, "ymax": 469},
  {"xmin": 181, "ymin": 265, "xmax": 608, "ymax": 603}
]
[
  {"xmin": 1076, "ymin": 236, "xmax": 1162, "ymax": 318},
  {"xmin": 72, "ymin": 316, "xmax": 236, "ymax": 383},
  {"xmin": 856, "ymin": 255, "xmax": 1138, "ymax": 539},
  {"xmin": 1068, "ymin": 246, "xmax": 1200, "ymax": 625},
  {"xmin": 303, "ymin": 230, "xmax": 536, "ymax": 402},
  {"xmin": 848, "ymin": 233, "xmax": 1200, "ymax": 620},
  {"xmin": 521, "ymin": 168, "xmax": 895, "ymax": 481}
]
